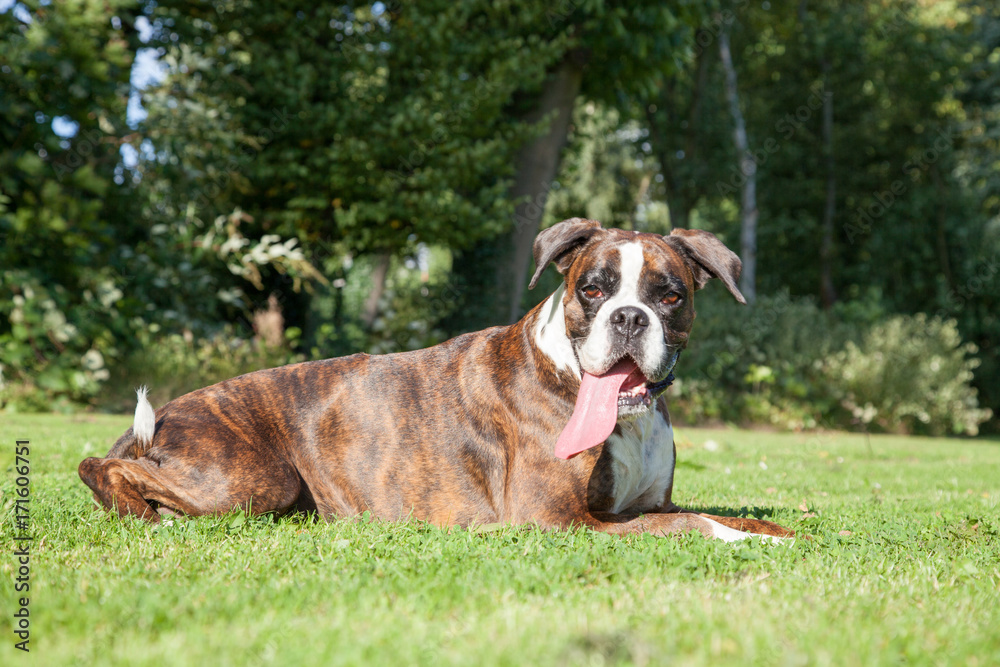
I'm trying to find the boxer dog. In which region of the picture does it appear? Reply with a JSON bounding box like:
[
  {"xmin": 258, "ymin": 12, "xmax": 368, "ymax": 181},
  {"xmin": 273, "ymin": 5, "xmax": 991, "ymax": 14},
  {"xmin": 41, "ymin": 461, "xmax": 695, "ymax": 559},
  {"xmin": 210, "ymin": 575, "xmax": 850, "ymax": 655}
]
[{"xmin": 79, "ymin": 219, "xmax": 793, "ymax": 541}]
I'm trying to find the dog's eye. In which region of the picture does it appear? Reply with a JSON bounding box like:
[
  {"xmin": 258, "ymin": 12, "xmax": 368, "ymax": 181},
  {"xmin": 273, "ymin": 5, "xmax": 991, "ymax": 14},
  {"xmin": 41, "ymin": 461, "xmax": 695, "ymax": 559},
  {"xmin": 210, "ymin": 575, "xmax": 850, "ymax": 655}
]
[
  {"xmin": 582, "ymin": 285, "xmax": 604, "ymax": 299},
  {"xmin": 661, "ymin": 292, "xmax": 681, "ymax": 305}
]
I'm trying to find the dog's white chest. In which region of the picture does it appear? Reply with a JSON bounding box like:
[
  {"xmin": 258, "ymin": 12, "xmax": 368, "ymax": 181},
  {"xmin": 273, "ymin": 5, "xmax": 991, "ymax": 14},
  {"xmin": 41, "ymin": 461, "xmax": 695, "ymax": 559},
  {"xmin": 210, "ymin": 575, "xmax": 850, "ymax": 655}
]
[{"xmin": 605, "ymin": 408, "xmax": 675, "ymax": 514}]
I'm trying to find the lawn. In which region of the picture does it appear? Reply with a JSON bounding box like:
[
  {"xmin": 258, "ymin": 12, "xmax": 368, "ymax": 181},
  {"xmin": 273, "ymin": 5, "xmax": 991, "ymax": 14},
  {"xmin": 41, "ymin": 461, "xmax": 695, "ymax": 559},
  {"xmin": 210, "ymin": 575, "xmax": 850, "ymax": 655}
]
[{"xmin": 1, "ymin": 413, "xmax": 998, "ymax": 666}]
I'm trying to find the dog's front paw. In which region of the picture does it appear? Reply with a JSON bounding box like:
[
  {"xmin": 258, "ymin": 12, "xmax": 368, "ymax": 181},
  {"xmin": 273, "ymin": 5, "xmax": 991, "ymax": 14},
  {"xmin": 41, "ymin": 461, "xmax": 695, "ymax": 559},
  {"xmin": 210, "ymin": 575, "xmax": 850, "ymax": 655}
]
[{"xmin": 699, "ymin": 514, "xmax": 796, "ymax": 539}]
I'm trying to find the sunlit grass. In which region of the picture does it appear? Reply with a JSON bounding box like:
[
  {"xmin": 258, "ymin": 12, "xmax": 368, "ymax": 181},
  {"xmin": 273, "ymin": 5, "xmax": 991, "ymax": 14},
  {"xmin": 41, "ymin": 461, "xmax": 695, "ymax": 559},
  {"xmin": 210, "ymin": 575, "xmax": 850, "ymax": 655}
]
[{"xmin": 1, "ymin": 414, "xmax": 998, "ymax": 665}]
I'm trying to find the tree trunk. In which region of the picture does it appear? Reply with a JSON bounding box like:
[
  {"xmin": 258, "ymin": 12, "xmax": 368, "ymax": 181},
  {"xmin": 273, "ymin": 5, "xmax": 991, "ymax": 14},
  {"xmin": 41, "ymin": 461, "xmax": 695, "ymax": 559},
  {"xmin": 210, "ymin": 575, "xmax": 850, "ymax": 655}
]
[
  {"xmin": 801, "ymin": 1, "xmax": 837, "ymax": 309},
  {"xmin": 499, "ymin": 57, "xmax": 585, "ymax": 323},
  {"xmin": 631, "ymin": 173, "xmax": 651, "ymax": 230},
  {"xmin": 647, "ymin": 28, "xmax": 711, "ymax": 231},
  {"xmin": 819, "ymin": 62, "xmax": 838, "ymax": 309},
  {"xmin": 646, "ymin": 95, "xmax": 687, "ymax": 230},
  {"xmin": 718, "ymin": 24, "xmax": 758, "ymax": 304},
  {"xmin": 361, "ymin": 252, "xmax": 392, "ymax": 329},
  {"xmin": 931, "ymin": 165, "xmax": 954, "ymax": 290},
  {"xmin": 449, "ymin": 56, "xmax": 584, "ymax": 332}
]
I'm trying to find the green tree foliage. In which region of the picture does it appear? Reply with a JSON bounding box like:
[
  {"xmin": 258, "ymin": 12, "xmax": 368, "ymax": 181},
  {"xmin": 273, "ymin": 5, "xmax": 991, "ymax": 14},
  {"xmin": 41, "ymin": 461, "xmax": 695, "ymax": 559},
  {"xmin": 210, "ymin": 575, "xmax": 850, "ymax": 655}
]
[
  {"xmin": 0, "ymin": 1, "xmax": 315, "ymax": 408},
  {"xmin": 949, "ymin": 0, "xmax": 1000, "ymax": 418},
  {"xmin": 136, "ymin": 1, "xmax": 565, "ymax": 339},
  {"xmin": 0, "ymin": 0, "xmax": 138, "ymax": 408},
  {"xmin": 624, "ymin": 0, "xmax": 998, "ymax": 431},
  {"xmin": 144, "ymin": 0, "xmax": 553, "ymax": 253},
  {"xmin": 544, "ymin": 102, "xmax": 671, "ymax": 238},
  {"xmin": 0, "ymin": 0, "xmax": 995, "ymax": 433},
  {"xmin": 454, "ymin": 2, "xmax": 708, "ymax": 328}
]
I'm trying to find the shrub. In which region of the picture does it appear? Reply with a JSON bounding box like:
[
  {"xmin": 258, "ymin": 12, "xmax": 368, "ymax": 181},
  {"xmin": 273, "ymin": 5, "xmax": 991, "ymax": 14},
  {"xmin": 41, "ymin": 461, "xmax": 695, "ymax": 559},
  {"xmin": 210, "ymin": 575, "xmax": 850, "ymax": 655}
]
[
  {"xmin": 670, "ymin": 290, "xmax": 846, "ymax": 429},
  {"xmin": 822, "ymin": 314, "xmax": 992, "ymax": 435},
  {"xmin": 103, "ymin": 325, "xmax": 302, "ymax": 412},
  {"xmin": 0, "ymin": 270, "xmax": 129, "ymax": 412},
  {"xmin": 670, "ymin": 291, "xmax": 992, "ymax": 435},
  {"xmin": 0, "ymin": 207, "xmax": 321, "ymax": 412}
]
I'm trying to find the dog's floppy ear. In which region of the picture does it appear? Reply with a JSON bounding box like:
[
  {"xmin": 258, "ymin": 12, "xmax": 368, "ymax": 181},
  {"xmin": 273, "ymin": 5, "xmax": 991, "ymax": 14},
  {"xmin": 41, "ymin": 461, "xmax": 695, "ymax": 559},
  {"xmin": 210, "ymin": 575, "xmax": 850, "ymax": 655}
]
[
  {"xmin": 664, "ymin": 228, "xmax": 746, "ymax": 304},
  {"xmin": 528, "ymin": 218, "xmax": 603, "ymax": 289}
]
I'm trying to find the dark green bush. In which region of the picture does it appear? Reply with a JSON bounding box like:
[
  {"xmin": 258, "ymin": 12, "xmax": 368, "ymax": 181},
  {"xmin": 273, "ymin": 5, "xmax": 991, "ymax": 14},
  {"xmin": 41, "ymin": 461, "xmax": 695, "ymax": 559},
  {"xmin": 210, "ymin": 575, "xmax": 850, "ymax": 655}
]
[
  {"xmin": 670, "ymin": 290, "xmax": 844, "ymax": 429},
  {"xmin": 670, "ymin": 291, "xmax": 991, "ymax": 435}
]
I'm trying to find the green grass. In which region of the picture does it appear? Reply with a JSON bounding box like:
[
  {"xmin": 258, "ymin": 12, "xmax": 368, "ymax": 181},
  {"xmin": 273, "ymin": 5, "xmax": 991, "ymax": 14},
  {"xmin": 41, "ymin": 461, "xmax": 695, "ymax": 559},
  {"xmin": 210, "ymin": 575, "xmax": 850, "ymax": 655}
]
[{"xmin": 1, "ymin": 413, "xmax": 999, "ymax": 666}]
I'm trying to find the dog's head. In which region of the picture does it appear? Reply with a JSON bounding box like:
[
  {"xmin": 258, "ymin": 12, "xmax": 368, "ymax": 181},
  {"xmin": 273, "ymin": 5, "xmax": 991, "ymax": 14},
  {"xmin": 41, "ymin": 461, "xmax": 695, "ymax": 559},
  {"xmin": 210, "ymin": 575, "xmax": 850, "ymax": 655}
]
[{"xmin": 530, "ymin": 218, "xmax": 744, "ymax": 456}]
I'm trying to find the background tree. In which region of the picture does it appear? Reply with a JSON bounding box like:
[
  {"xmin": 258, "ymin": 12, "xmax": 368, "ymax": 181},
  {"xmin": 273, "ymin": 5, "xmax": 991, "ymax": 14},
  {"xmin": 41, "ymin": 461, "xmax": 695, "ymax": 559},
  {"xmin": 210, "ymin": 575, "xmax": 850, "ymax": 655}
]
[
  {"xmin": 1, "ymin": 0, "xmax": 996, "ymax": 433},
  {"xmin": 0, "ymin": 0, "xmax": 139, "ymax": 408},
  {"xmin": 137, "ymin": 0, "xmax": 568, "ymax": 346},
  {"xmin": 454, "ymin": 1, "xmax": 706, "ymax": 327},
  {"xmin": 950, "ymin": 0, "xmax": 1000, "ymax": 420}
]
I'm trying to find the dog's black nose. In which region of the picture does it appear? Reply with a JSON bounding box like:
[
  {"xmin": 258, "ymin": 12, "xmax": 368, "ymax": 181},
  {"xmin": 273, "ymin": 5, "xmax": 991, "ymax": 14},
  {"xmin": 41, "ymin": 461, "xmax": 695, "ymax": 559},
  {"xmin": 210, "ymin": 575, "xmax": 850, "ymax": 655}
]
[{"xmin": 610, "ymin": 306, "xmax": 649, "ymax": 339}]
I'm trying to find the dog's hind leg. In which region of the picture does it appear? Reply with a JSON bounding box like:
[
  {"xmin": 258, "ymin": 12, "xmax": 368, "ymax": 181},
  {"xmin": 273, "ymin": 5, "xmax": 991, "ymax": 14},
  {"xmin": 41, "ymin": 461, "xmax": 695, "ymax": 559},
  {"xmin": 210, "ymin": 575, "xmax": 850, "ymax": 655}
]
[
  {"xmin": 79, "ymin": 452, "xmax": 303, "ymax": 522},
  {"xmin": 79, "ymin": 386, "xmax": 303, "ymax": 522}
]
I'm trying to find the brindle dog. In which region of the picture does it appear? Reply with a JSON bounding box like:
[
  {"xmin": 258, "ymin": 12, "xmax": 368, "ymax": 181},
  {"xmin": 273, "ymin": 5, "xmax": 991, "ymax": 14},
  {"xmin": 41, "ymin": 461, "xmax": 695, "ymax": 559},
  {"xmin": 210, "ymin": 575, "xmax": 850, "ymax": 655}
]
[{"xmin": 79, "ymin": 219, "xmax": 793, "ymax": 541}]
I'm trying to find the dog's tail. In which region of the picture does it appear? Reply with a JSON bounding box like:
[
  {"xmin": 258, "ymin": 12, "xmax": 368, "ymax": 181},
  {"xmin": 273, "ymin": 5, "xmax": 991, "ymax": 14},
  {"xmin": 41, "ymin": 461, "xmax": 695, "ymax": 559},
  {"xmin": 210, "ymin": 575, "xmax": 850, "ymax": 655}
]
[
  {"xmin": 107, "ymin": 386, "xmax": 157, "ymax": 459},
  {"xmin": 132, "ymin": 386, "xmax": 156, "ymax": 448}
]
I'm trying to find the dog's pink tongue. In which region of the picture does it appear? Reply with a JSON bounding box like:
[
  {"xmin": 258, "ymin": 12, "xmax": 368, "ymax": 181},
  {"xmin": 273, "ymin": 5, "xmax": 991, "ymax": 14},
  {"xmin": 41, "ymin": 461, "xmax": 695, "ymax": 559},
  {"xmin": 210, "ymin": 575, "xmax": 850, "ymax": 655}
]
[{"xmin": 555, "ymin": 359, "xmax": 637, "ymax": 460}]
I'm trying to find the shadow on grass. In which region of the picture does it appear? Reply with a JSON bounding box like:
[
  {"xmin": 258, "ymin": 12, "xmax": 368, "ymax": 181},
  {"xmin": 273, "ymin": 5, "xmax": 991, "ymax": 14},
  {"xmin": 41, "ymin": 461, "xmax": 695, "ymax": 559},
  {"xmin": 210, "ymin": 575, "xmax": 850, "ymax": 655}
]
[{"xmin": 684, "ymin": 505, "xmax": 787, "ymax": 520}]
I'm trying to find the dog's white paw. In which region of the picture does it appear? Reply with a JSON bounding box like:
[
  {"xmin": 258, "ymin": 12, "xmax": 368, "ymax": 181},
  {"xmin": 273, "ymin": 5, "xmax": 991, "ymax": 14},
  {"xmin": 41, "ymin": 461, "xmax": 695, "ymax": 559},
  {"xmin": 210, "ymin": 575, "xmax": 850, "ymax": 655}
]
[{"xmin": 702, "ymin": 516, "xmax": 792, "ymax": 545}]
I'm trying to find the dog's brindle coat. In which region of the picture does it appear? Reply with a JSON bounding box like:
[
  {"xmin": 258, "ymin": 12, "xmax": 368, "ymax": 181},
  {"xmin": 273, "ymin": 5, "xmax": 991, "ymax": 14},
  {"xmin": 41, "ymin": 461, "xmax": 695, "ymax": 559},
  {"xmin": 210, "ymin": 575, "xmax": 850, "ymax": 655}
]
[{"xmin": 79, "ymin": 220, "xmax": 793, "ymax": 541}]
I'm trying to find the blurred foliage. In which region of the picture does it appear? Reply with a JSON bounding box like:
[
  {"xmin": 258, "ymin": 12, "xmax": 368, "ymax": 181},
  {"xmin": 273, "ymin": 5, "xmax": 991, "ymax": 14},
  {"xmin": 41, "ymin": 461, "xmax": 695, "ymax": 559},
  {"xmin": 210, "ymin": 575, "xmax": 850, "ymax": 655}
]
[
  {"xmin": 139, "ymin": 0, "xmax": 552, "ymax": 254},
  {"xmin": 824, "ymin": 315, "xmax": 991, "ymax": 435},
  {"xmin": 101, "ymin": 325, "xmax": 302, "ymax": 413},
  {"xmin": 0, "ymin": 1, "xmax": 335, "ymax": 410},
  {"xmin": 544, "ymin": 102, "xmax": 673, "ymax": 235},
  {"xmin": 621, "ymin": 0, "xmax": 1000, "ymax": 432},
  {"xmin": 0, "ymin": 0, "xmax": 997, "ymax": 434},
  {"xmin": 669, "ymin": 290, "xmax": 991, "ymax": 435},
  {"xmin": 0, "ymin": 0, "xmax": 138, "ymax": 411}
]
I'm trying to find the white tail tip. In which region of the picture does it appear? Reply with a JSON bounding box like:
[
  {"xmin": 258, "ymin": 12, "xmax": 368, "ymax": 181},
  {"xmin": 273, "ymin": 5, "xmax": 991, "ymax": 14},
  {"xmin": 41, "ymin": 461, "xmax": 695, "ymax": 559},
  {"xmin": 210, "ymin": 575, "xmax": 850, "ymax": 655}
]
[{"xmin": 133, "ymin": 386, "xmax": 156, "ymax": 447}]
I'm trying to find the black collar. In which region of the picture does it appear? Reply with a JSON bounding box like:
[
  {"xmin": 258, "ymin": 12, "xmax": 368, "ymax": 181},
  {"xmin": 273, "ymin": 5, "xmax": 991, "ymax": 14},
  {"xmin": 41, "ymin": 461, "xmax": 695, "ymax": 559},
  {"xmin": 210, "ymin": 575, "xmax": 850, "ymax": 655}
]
[
  {"xmin": 648, "ymin": 372, "xmax": 675, "ymax": 398},
  {"xmin": 648, "ymin": 349, "xmax": 681, "ymax": 398}
]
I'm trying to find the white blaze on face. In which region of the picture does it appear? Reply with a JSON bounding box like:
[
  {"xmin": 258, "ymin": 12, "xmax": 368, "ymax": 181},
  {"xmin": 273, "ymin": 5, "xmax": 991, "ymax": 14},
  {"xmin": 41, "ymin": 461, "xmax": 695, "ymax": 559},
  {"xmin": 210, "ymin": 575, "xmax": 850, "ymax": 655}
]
[
  {"xmin": 577, "ymin": 242, "xmax": 666, "ymax": 375},
  {"xmin": 534, "ymin": 283, "xmax": 581, "ymax": 377}
]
